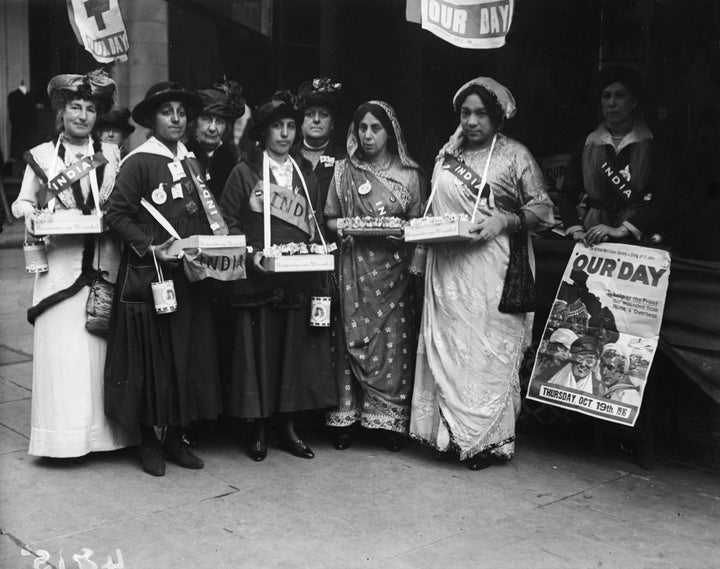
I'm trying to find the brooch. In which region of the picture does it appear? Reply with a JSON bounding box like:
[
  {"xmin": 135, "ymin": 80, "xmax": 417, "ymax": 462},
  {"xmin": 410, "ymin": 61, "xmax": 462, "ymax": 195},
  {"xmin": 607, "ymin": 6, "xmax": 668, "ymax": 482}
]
[
  {"xmin": 151, "ymin": 185, "xmax": 167, "ymax": 205},
  {"xmin": 358, "ymin": 181, "xmax": 372, "ymax": 195},
  {"xmin": 185, "ymin": 201, "xmax": 198, "ymax": 216}
]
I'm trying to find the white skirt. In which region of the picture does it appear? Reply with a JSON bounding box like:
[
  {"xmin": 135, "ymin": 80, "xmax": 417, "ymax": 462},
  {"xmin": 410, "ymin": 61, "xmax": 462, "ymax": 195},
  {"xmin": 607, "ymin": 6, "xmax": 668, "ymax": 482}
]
[{"xmin": 28, "ymin": 233, "xmax": 137, "ymax": 457}]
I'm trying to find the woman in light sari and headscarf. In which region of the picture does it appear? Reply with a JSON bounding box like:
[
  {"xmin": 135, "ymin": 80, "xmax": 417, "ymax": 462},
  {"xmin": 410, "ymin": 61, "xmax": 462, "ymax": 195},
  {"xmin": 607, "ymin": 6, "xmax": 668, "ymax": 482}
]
[
  {"xmin": 325, "ymin": 101, "xmax": 426, "ymax": 452},
  {"xmin": 409, "ymin": 77, "xmax": 554, "ymax": 470}
]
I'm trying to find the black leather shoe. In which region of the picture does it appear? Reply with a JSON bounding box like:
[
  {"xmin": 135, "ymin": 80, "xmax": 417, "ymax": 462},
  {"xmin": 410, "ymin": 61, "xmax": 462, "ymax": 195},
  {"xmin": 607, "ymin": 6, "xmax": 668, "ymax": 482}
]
[
  {"xmin": 139, "ymin": 444, "xmax": 166, "ymax": 477},
  {"xmin": 432, "ymin": 448, "xmax": 453, "ymax": 461},
  {"xmin": 332, "ymin": 427, "xmax": 355, "ymax": 450},
  {"xmin": 383, "ymin": 433, "xmax": 403, "ymax": 452},
  {"xmin": 280, "ymin": 436, "xmax": 315, "ymax": 459},
  {"xmin": 465, "ymin": 453, "xmax": 492, "ymax": 471},
  {"xmin": 165, "ymin": 434, "xmax": 204, "ymax": 469},
  {"xmin": 250, "ymin": 438, "xmax": 267, "ymax": 462}
]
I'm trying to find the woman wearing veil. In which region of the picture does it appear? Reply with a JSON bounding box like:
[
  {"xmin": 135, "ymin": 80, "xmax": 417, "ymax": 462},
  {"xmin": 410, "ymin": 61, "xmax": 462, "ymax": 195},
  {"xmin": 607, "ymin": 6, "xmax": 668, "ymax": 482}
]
[{"xmin": 325, "ymin": 101, "xmax": 425, "ymax": 451}]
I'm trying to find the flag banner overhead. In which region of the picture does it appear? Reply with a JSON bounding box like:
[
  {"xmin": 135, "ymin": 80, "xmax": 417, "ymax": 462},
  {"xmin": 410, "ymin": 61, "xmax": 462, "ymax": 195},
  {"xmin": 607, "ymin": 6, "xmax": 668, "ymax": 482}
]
[
  {"xmin": 66, "ymin": 0, "xmax": 129, "ymax": 63},
  {"xmin": 526, "ymin": 243, "xmax": 671, "ymax": 427},
  {"xmin": 410, "ymin": 0, "xmax": 514, "ymax": 49}
]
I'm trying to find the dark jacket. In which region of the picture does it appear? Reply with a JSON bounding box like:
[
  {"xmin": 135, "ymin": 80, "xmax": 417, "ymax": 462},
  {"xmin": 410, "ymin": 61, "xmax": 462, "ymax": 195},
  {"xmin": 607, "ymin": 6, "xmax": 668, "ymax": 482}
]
[
  {"xmin": 185, "ymin": 139, "xmax": 238, "ymax": 202},
  {"xmin": 559, "ymin": 122, "xmax": 672, "ymax": 241},
  {"xmin": 219, "ymin": 147, "xmax": 327, "ymax": 307},
  {"xmin": 297, "ymin": 140, "xmax": 346, "ymax": 210}
]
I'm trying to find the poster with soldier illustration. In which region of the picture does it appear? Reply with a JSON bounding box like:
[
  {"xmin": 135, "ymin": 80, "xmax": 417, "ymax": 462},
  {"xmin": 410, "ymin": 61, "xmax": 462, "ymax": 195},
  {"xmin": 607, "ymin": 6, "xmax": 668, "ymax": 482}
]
[{"xmin": 526, "ymin": 242, "xmax": 671, "ymax": 427}]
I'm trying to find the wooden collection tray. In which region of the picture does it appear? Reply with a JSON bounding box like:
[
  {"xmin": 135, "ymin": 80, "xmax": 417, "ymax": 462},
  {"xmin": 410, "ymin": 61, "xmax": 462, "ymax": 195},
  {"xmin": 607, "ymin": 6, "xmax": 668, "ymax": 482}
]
[
  {"xmin": 262, "ymin": 254, "xmax": 335, "ymax": 273},
  {"xmin": 32, "ymin": 214, "xmax": 104, "ymax": 235},
  {"xmin": 168, "ymin": 234, "xmax": 247, "ymax": 256},
  {"xmin": 343, "ymin": 227, "xmax": 404, "ymax": 238},
  {"xmin": 404, "ymin": 219, "xmax": 475, "ymax": 243}
]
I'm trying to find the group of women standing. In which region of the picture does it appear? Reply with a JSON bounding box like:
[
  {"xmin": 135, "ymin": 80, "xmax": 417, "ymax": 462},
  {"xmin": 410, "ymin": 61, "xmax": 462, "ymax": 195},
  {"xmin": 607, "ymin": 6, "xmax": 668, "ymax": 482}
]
[{"xmin": 13, "ymin": 69, "xmax": 555, "ymax": 476}]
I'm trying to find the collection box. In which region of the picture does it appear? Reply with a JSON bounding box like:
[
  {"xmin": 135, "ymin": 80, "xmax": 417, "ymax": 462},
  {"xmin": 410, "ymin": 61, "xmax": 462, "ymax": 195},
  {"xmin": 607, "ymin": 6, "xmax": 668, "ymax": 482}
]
[
  {"xmin": 338, "ymin": 216, "xmax": 406, "ymax": 238},
  {"xmin": 168, "ymin": 234, "xmax": 247, "ymax": 256},
  {"xmin": 343, "ymin": 227, "xmax": 404, "ymax": 238},
  {"xmin": 403, "ymin": 219, "xmax": 475, "ymax": 243},
  {"xmin": 262, "ymin": 254, "xmax": 335, "ymax": 273},
  {"xmin": 32, "ymin": 214, "xmax": 104, "ymax": 235}
]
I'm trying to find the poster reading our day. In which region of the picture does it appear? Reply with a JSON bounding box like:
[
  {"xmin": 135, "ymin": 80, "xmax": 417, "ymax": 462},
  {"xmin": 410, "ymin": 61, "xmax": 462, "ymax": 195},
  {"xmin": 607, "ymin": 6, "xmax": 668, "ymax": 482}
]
[
  {"xmin": 418, "ymin": 0, "xmax": 514, "ymax": 49},
  {"xmin": 526, "ymin": 243, "xmax": 671, "ymax": 427}
]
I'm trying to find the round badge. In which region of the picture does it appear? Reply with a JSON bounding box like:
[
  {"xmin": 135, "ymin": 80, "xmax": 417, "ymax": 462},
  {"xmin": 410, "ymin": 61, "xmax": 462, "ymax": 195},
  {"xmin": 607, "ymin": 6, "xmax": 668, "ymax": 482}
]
[
  {"xmin": 358, "ymin": 181, "xmax": 372, "ymax": 195},
  {"xmin": 151, "ymin": 186, "xmax": 167, "ymax": 205}
]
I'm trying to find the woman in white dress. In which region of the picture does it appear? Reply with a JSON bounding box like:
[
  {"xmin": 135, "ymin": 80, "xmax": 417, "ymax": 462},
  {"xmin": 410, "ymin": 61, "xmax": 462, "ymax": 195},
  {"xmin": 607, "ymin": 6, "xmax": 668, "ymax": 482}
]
[{"xmin": 12, "ymin": 71, "xmax": 137, "ymax": 458}]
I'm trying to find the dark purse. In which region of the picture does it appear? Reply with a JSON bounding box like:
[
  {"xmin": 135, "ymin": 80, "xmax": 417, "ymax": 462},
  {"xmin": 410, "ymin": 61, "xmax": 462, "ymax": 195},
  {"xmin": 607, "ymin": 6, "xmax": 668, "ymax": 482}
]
[
  {"xmin": 85, "ymin": 238, "xmax": 115, "ymax": 336},
  {"xmin": 498, "ymin": 211, "xmax": 537, "ymax": 314},
  {"xmin": 85, "ymin": 272, "xmax": 114, "ymax": 336}
]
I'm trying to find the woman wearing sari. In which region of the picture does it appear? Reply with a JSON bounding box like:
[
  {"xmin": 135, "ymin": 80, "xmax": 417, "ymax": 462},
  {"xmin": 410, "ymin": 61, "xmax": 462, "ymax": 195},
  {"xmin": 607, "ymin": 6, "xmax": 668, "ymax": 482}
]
[
  {"xmin": 409, "ymin": 78, "xmax": 554, "ymax": 470},
  {"xmin": 325, "ymin": 101, "xmax": 425, "ymax": 451}
]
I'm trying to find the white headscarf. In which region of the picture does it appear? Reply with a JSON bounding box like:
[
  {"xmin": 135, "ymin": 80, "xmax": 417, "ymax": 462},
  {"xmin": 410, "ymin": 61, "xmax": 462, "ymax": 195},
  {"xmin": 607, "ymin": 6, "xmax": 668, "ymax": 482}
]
[{"xmin": 452, "ymin": 76, "xmax": 516, "ymax": 119}]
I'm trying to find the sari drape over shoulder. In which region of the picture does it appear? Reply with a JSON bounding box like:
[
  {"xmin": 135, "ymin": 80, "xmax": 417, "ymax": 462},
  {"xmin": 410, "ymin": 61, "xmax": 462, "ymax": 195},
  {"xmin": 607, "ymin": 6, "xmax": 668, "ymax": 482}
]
[{"xmin": 410, "ymin": 134, "xmax": 553, "ymax": 459}]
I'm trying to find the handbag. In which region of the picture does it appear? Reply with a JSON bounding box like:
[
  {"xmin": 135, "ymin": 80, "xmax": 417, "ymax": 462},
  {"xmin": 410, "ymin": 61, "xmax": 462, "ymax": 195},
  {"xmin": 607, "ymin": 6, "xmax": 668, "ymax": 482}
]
[
  {"xmin": 85, "ymin": 238, "xmax": 114, "ymax": 336},
  {"xmin": 498, "ymin": 212, "xmax": 537, "ymax": 314},
  {"xmin": 86, "ymin": 273, "xmax": 114, "ymax": 336}
]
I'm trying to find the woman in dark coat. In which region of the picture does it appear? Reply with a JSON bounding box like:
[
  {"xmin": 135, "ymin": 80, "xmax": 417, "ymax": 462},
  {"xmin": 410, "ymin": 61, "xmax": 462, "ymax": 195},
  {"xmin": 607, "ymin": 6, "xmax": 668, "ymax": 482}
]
[
  {"xmin": 220, "ymin": 91, "xmax": 337, "ymax": 461},
  {"xmin": 559, "ymin": 67, "xmax": 670, "ymax": 246},
  {"xmin": 104, "ymin": 82, "xmax": 222, "ymax": 476}
]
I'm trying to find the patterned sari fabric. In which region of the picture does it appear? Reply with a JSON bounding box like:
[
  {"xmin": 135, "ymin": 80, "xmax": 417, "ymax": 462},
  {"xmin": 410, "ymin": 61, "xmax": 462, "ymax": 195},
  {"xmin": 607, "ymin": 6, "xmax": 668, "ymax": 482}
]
[
  {"xmin": 410, "ymin": 135, "xmax": 553, "ymax": 459},
  {"xmin": 325, "ymin": 101, "xmax": 424, "ymax": 433}
]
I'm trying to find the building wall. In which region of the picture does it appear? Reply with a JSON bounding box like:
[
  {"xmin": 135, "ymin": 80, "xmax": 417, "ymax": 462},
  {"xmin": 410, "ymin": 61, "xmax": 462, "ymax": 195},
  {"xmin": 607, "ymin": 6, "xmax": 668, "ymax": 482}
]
[
  {"xmin": 0, "ymin": 0, "xmax": 31, "ymax": 166},
  {"xmin": 114, "ymin": 0, "xmax": 169, "ymax": 150}
]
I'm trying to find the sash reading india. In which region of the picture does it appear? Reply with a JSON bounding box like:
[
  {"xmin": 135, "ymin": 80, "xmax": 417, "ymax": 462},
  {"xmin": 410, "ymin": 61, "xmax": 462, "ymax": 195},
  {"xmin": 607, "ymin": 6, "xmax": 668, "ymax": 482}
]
[
  {"xmin": 419, "ymin": 0, "xmax": 514, "ymax": 49},
  {"xmin": 66, "ymin": 0, "xmax": 129, "ymax": 63},
  {"xmin": 526, "ymin": 243, "xmax": 671, "ymax": 427}
]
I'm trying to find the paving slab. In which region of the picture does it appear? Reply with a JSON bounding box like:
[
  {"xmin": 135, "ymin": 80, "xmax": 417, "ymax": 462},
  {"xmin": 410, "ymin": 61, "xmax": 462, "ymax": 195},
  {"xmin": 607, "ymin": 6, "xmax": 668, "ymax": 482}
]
[
  {"xmin": 1, "ymin": 429, "xmax": 719, "ymax": 568},
  {"xmin": 0, "ymin": 397, "xmax": 31, "ymax": 439},
  {"xmin": 0, "ymin": 448, "xmax": 237, "ymax": 543},
  {"xmin": 377, "ymin": 470, "xmax": 720, "ymax": 569},
  {"xmin": 0, "ymin": 361, "xmax": 32, "ymax": 391},
  {"xmin": 0, "ymin": 376, "xmax": 30, "ymax": 404},
  {"xmin": 0, "ymin": 346, "xmax": 31, "ymax": 366},
  {"xmin": 0, "ymin": 423, "xmax": 28, "ymax": 456}
]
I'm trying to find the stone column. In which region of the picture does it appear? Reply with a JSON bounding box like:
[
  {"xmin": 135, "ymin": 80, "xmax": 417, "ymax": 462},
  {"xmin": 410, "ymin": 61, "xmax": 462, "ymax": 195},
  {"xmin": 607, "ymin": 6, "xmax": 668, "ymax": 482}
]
[
  {"xmin": 113, "ymin": 0, "xmax": 169, "ymax": 150},
  {"xmin": 0, "ymin": 0, "xmax": 30, "ymax": 165}
]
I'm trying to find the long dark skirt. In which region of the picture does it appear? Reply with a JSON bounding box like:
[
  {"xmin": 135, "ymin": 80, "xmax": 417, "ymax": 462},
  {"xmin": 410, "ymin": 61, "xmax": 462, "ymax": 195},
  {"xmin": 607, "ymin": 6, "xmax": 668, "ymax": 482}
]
[
  {"xmin": 223, "ymin": 303, "xmax": 338, "ymax": 418},
  {"xmin": 104, "ymin": 275, "xmax": 222, "ymax": 428}
]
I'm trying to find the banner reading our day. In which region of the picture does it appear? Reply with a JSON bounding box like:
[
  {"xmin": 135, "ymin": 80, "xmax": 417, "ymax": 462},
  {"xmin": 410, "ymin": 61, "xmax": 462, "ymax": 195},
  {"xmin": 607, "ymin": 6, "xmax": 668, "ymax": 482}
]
[
  {"xmin": 526, "ymin": 243, "xmax": 671, "ymax": 427},
  {"xmin": 66, "ymin": 0, "xmax": 129, "ymax": 63},
  {"xmin": 417, "ymin": 0, "xmax": 514, "ymax": 49}
]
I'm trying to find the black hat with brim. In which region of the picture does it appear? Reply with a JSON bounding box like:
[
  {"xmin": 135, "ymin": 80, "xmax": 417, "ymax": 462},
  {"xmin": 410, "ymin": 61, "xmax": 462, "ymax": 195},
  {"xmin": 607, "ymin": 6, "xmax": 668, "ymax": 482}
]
[
  {"xmin": 248, "ymin": 91, "xmax": 302, "ymax": 142},
  {"xmin": 296, "ymin": 78, "xmax": 342, "ymax": 113},
  {"xmin": 96, "ymin": 107, "xmax": 135, "ymax": 135},
  {"xmin": 132, "ymin": 81, "xmax": 203, "ymax": 129}
]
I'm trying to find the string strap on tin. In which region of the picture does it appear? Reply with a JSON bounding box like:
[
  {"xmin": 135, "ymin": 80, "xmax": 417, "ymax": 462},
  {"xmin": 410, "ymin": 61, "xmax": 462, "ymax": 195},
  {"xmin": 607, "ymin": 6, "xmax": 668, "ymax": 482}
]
[{"xmin": 151, "ymin": 245, "xmax": 164, "ymax": 282}]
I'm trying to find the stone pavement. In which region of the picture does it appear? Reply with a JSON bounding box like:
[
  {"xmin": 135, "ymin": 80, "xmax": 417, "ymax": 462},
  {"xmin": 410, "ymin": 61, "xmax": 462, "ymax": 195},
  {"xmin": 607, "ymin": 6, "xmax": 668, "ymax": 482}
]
[{"xmin": 1, "ymin": 246, "xmax": 719, "ymax": 569}]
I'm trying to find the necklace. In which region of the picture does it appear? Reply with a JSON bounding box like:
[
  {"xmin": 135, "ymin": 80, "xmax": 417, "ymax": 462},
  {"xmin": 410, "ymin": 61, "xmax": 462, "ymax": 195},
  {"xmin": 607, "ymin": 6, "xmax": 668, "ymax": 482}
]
[
  {"xmin": 366, "ymin": 153, "xmax": 392, "ymax": 177},
  {"xmin": 303, "ymin": 139, "xmax": 329, "ymax": 151}
]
